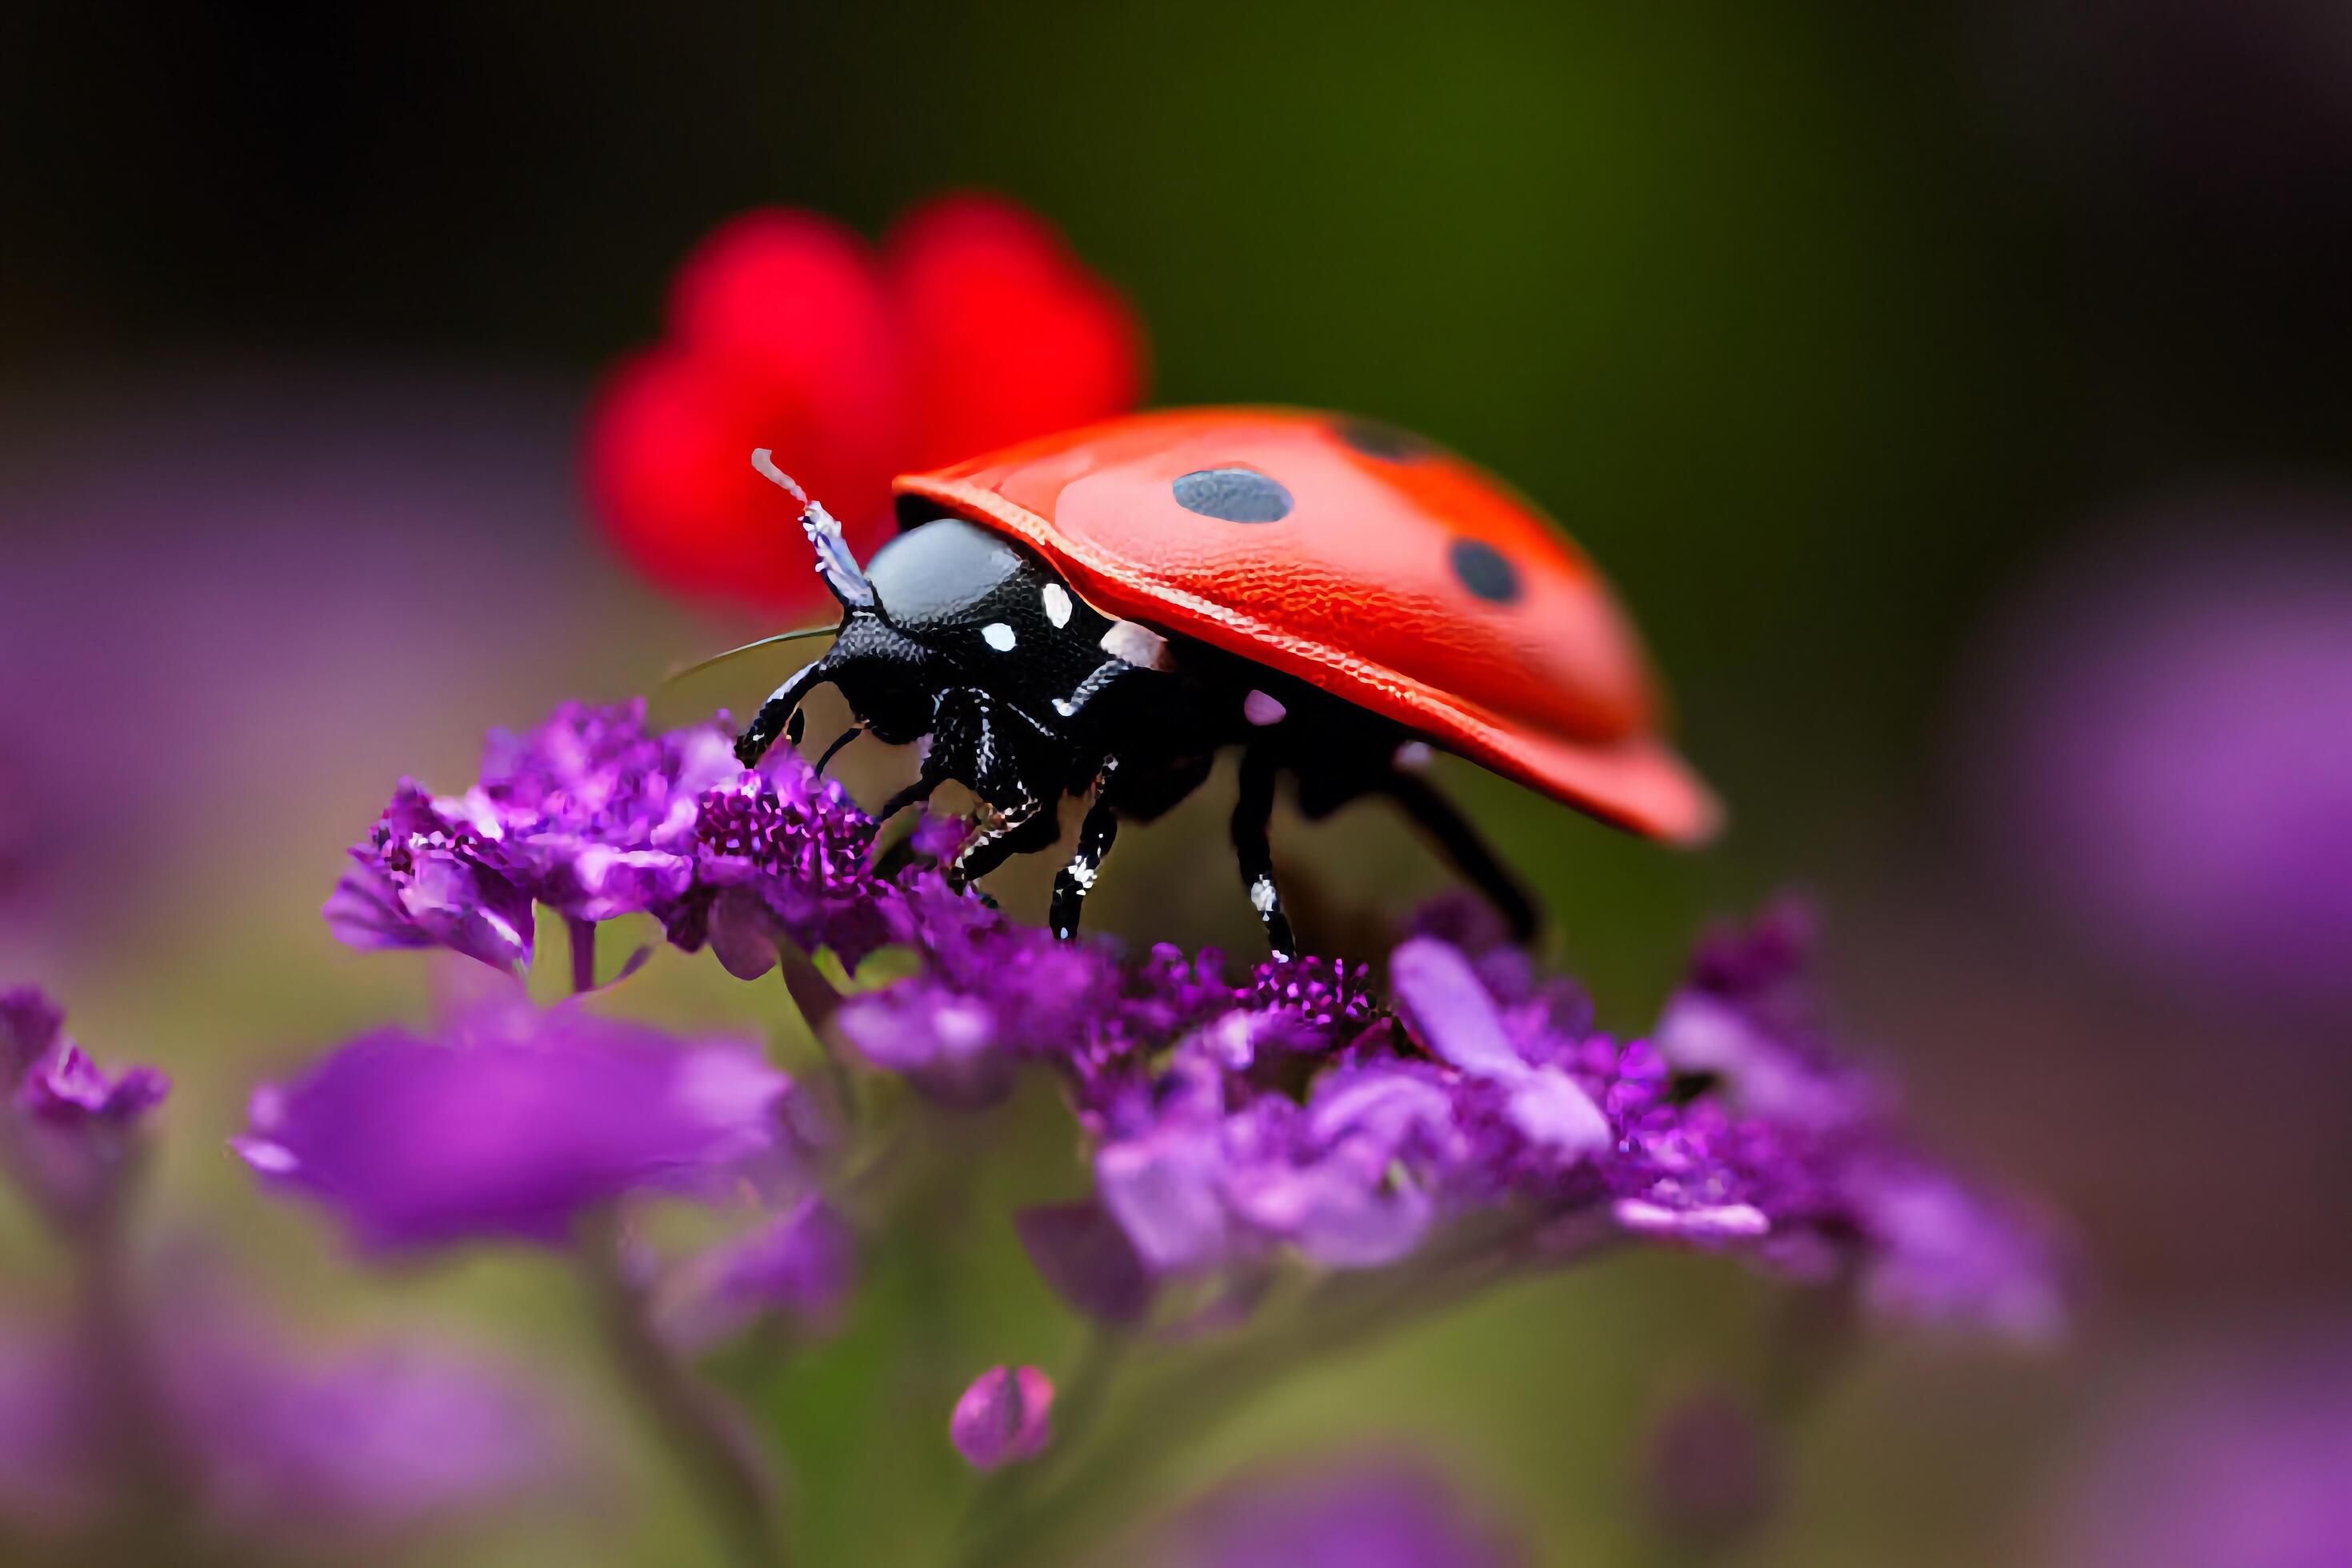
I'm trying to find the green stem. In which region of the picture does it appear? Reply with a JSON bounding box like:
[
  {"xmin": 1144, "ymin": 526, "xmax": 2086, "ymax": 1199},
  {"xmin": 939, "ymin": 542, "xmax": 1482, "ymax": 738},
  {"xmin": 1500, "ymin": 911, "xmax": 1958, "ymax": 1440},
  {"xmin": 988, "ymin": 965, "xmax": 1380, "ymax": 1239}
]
[
  {"xmin": 955, "ymin": 1219, "xmax": 1593, "ymax": 1568},
  {"xmin": 566, "ymin": 916, "xmax": 599, "ymax": 995},
  {"xmin": 957, "ymin": 1327, "xmax": 1132, "ymax": 1544},
  {"xmin": 578, "ymin": 1214, "xmax": 790, "ymax": 1568}
]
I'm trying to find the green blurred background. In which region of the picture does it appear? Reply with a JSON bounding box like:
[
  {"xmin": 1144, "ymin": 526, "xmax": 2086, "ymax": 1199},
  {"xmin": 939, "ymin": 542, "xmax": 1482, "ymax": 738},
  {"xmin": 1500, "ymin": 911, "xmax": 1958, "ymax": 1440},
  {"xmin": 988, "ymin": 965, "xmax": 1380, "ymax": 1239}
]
[{"xmin": 6, "ymin": 2, "xmax": 2349, "ymax": 1562}]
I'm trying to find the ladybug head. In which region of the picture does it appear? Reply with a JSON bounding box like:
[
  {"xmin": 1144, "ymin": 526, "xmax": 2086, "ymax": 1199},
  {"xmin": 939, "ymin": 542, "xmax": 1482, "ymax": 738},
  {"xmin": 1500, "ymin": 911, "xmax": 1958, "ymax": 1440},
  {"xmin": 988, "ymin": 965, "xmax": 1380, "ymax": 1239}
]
[{"xmin": 727, "ymin": 451, "xmax": 945, "ymax": 767}]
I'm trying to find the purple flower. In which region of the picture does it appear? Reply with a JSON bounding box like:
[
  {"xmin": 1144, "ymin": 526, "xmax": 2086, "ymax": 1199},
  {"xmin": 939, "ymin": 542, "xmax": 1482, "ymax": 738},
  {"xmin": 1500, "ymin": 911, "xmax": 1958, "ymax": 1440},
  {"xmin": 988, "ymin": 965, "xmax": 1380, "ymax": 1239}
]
[
  {"xmin": 835, "ymin": 885, "xmax": 1130, "ymax": 1104},
  {"xmin": 326, "ymin": 783, "xmax": 539, "ymax": 971},
  {"xmin": 665, "ymin": 765, "xmax": 902, "ymax": 978},
  {"xmin": 0, "ymin": 988, "xmax": 169, "ymax": 1230},
  {"xmin": 1846, "ymin": 1158, "xmax": 2066, "ymax": 1343},
  {"xmin": 657, "ymin": 1197, "xmax": 856, "ymax": 1351},
  {"xmin": 331, "ymin": 700, "xmax": 914, "ymax": 980},
  {"xmin": 934, "ymin": 899, "xmax": 2063, "ymax": 1339},
  {"xmin": 330, "ymin": 702, "xmax": 740, "ymax": 971},
  {"xmin": 1158, "ymin": 1456, "xmax": 1525, "ymax": 1568},
  {"xmin": 178, "ymin": 1314, "xmax": 572, "ymax": 1535},
  {"xmin": 0, "ymin": 1284, "xmax": 574, "ymax": 1544},
  {"xmin": 2050, "ymin": 1338, "xmax": 2352, "ymax": 1568},
  {"xmin": 236, "ymin": 992, "xmax": 794, "ymax": 1252},
  {"xmin": 1962, "ymin": 518, "xmax": 2352, "ymax": 1021},
  {"xmin": 950, "ymin": 1365, "xmax": 1054, "ymax": 1470}
]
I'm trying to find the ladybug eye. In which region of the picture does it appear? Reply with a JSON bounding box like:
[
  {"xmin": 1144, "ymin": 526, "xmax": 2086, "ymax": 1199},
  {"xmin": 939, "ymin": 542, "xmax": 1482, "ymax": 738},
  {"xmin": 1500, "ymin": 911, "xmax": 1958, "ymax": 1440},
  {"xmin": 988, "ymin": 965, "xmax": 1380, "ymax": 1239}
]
[
  {"xmin": 1173, "ymin": 468, "xmax": 1293, "ymax": 524},
  {"xmin": 1449, "ymin": 539, "xmax": 1521, "ymax": 605}
]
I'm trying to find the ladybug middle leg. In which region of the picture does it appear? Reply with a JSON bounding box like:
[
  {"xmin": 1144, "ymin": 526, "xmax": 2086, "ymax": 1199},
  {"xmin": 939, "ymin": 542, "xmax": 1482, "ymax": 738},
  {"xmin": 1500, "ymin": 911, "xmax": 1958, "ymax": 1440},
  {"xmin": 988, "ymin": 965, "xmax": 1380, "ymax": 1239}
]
[{"xmin": 1231, "ymin": 744, "xmax": 1298, "ymax": 961}]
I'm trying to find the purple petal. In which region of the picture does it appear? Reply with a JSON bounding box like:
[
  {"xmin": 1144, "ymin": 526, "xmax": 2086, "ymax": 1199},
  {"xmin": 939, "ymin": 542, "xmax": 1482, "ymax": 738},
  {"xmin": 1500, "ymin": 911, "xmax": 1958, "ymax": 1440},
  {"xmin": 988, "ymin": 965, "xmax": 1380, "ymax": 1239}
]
[
  {"xmin": 1015, "ymin": 1202, "xmax": 1153, "ymax": 1324},
  {"xmin": 1614, "ymin": 1198, "xmax": 1771, "ymax": 1243},
  {"xmin": 236, "ymin": 999, "xmax": 791, "ymax": 1252},
  {"xmin": 1390, "ymin": 938, "xmax": 1524, "ymax": 1077},
  {"xmin": 660, "ymin": 1198, "xmax": 855, "ymax": 1350},
  {"xmin": 1161, "ymin": 1455, "xmax": 1526, "ymax": 1567},
  {"xmin": 1096, "ymin": 1122, "xmax": 1234, "ymax": 1275},
  {"xmin": 1391, "ymin": 940, "xmax": 1609, "ymax": 1162}
]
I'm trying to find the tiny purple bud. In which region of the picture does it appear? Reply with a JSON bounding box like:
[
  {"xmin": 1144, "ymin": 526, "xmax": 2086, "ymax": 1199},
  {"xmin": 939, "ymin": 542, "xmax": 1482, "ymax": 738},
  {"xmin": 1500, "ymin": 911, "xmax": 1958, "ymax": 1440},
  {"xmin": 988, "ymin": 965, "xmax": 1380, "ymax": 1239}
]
[{"xmin": 950, "ymin": 1365, "xmax": 1054, "ymax": 1471}]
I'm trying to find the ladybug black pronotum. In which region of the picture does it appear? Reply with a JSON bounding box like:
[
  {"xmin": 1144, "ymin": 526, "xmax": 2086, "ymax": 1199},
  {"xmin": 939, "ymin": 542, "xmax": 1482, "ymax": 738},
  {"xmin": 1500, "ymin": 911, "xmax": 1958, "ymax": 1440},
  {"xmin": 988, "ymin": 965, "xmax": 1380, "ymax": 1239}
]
[{"xmin": 726, "ymin": 407, "xmax": 1720, "ymax": 958}]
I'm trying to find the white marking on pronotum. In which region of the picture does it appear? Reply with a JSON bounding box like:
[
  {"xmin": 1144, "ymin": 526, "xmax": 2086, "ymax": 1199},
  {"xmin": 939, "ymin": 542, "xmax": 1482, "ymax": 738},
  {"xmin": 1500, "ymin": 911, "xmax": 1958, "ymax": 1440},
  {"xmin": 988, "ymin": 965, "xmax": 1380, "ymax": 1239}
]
[
  {"xmin": 1100, "ymin": 619, "xmax": 1174, "ymax": 671},
  {"xmin": 1242, "ymin": 690, "xmax": 1286, "ymax": 727},
  {"xmin": 982, "ymin": 622, "xmax": 1018, "ymax": 653},
  {"xmin": 1250, "ymin": 876, "xmax": 1278, "ymax": 914},
  {"xmin": 1042, "ymin": 582, "xmax": 1074, "ymax": 629}
]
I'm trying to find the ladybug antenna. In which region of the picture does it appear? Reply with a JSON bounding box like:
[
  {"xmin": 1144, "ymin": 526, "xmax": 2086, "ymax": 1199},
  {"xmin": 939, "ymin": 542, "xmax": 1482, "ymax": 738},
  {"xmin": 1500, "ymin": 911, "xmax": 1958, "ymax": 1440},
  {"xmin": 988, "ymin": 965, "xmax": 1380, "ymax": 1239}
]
[
  {"xmin": 751, "ymin": 450, "xmax": 877, "ymax": 610},
  {"xmin": 662, "ymin": 623, "xmax": 838, "ymax": 688}
]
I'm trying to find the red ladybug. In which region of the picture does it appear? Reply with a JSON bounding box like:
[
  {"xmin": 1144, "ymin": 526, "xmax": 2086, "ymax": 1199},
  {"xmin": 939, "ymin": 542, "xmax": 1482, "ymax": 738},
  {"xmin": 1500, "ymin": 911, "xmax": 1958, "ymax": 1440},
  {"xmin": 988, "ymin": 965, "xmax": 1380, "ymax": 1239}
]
[{"xmin": 726, "ymin": 407, "xmax": 1719, "ymax": 955}]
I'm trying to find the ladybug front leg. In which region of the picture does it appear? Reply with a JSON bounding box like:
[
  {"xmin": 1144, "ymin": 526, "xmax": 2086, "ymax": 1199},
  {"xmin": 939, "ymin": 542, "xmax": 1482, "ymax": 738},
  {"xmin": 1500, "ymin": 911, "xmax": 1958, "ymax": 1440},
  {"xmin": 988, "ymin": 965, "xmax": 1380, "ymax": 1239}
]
[{"xmin": 1231, "ymin": 746, "xmax": 1297, "ymax": 961}]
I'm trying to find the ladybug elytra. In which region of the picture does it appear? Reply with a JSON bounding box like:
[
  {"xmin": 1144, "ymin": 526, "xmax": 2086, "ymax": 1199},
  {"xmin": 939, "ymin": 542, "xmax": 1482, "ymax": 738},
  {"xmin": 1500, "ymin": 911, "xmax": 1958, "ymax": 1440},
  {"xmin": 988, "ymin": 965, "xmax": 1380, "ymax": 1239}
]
[{"xmin": 729, "ymin": 407, "xmax": 1719, "ymax": 956}]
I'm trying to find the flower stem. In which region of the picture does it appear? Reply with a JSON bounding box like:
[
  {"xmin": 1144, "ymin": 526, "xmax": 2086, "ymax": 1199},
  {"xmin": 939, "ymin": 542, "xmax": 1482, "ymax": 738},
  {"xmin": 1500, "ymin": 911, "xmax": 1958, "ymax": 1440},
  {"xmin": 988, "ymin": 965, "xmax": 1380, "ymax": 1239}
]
[
  {"xmin": 957, "ymin": 1327, "xmax": 1130, "ymax": 1542},
  {"xmin": 76, "ymin": 1166, "xmax": 214, "ymax": 1563},
  {"xmin": 578, "ymin": 1214, "xmax": 790, "ymax": 1568},
  {"xmin": 566, "ymin": 916, "xmax": 599, "ymax": 995},
  {"xmin": 955, "ymin": 1218, "xmax": 1590, "ymax": 1568}
]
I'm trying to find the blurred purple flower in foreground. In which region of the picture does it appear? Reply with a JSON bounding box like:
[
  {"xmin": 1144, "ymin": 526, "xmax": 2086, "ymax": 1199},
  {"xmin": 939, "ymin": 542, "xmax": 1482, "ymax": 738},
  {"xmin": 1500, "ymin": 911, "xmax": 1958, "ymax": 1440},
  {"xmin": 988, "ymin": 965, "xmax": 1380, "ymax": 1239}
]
[
  {"xmin": 950, "ymin": 1365, "xmax": 1054, "ymax": 1471},
  {"xmin": 657, "ymin": 1197, "xmax": 856, "ymax": 1353},
  {"xmin": 1963, "ymin": 512, "xmax": 2352, "ymax": 1021},
  {"xmin": 0, "ymin": 990, "xmax": 572, "ymax": 1556},
  {"xmin": 1155, "ymin": 1456, "xmax": 1523, "ymax": 1568},
  {"xmin": 2049, "ymin": 1338, "xmax": 2352, "ymax": 1568},
  {"xmin": 0, "ymin": 1287, "xmax": 572, "ymax": 1549},
  {"xmin": 236, "ymin": 990, "xmax": 794, "ymax": 1252}
]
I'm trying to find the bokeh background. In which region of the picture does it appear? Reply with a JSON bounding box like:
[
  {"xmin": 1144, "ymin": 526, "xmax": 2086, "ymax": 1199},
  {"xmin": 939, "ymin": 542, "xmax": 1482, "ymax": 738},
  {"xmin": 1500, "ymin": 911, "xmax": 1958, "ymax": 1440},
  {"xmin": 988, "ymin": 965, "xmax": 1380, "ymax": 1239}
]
[{"xmin": 6, "ymin": 2, "xmax": 2350, "ymax": 1563}]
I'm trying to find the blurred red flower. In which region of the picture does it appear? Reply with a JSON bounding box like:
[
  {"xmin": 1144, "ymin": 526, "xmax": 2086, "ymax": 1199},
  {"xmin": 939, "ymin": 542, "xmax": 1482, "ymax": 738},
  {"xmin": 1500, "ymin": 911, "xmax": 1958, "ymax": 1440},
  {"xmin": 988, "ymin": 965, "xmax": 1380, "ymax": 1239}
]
[{"xmin": 586, "ymin": 194, "xmax": 1146, "ymax": 612}]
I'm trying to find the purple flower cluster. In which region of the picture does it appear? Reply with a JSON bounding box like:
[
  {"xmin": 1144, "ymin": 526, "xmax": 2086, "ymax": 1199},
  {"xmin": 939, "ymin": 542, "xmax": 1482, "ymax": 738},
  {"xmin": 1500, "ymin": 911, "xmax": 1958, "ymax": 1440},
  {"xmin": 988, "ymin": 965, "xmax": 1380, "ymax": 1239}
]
[
  {"xmin": 328, "ymin": 700, "xmax": 899, "ymax": 977},
  {"xmin": 318, "ymin": 702, "xmax": 2062, "ymax": 1342},
  {"xmin": 840, "ymin": 887, "xmax": 2062, "ymax": 1338}
]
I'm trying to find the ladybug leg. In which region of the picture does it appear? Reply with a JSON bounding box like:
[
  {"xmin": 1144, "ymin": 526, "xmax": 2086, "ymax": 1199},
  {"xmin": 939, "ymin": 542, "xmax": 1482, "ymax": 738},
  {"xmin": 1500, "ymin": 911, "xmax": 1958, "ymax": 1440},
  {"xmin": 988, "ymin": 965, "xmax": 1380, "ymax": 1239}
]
[
  {"xmin": 1379, "ymin": 770, "xmax": 1541, "ymax": 944},
  {"xmin": 874, "ymin": 766, "xmax": 942, "ymax": 826},
  {"xmin": 1049, "ymin": 761, "xmax": 1123, "ymax": 940},
  {"xmin": 953, "ymin": 796, "xmax": 1058, "ymax": 885},
  {"xmin": 1232, "ymin": 746, "xmax": 1298, "ymax": 961},
  {"xmin": 735, "ymin": 656, "xmax": 832, "ymax": 766}
]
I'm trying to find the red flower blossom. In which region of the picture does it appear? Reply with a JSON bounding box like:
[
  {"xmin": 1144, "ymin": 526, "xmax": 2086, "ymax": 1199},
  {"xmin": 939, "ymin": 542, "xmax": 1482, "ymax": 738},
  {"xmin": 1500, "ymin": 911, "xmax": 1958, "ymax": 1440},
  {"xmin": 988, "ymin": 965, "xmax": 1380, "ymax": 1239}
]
[{"xmin": 586, "ymin": 194, "xmax": 1146, "ymax": 612}]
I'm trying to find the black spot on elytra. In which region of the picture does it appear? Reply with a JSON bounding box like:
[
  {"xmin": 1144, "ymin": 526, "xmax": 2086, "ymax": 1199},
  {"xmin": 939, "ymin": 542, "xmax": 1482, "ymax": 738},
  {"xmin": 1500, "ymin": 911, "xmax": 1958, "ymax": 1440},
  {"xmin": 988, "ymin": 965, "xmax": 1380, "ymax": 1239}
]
[
  {"xmin": 1334, "ymin": 418, "xmax": 1434, "ymax": 462},
  {"xmin": 1449, "ymin": 538, "xmax": 1521, "ymax": 604},
  {"xmin": 1173, "ymin": 467, "xmax": 1293, "ymax": 523}
]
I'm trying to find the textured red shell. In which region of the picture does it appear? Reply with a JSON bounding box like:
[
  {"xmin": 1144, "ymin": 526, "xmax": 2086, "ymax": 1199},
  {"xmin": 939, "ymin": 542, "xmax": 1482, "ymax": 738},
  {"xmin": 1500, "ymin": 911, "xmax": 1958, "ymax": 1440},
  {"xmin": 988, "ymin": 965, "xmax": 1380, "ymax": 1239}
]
[{"xmin": 893, "ymin": 406, "xmax": 1721, "ymax": 844}]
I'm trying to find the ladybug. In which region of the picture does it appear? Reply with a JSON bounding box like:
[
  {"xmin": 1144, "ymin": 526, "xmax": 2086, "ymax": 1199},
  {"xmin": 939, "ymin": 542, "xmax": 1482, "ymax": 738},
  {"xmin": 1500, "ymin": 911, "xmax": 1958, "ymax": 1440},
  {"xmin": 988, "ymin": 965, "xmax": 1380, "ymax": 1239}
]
[{"xmin": 726, "ymin": 407, "xmax": 1719, "ymax": 957}]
